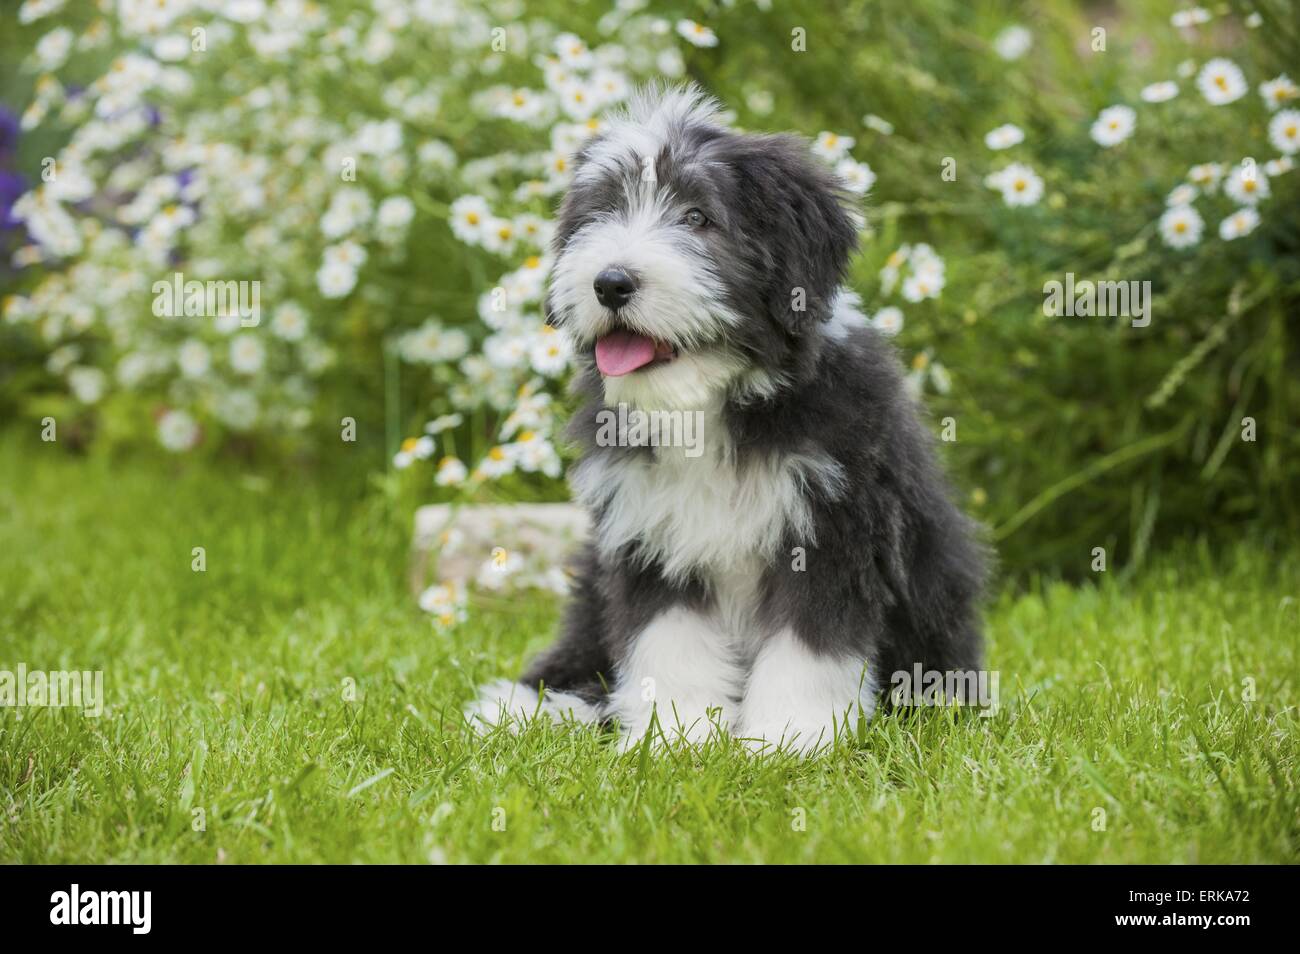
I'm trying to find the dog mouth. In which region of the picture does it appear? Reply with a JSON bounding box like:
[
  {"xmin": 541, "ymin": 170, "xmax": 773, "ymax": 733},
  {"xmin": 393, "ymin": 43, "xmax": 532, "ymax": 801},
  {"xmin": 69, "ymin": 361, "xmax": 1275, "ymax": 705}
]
[{"xmin": 594, "ymin": 329, "xmax": 678, "ymax": 377}]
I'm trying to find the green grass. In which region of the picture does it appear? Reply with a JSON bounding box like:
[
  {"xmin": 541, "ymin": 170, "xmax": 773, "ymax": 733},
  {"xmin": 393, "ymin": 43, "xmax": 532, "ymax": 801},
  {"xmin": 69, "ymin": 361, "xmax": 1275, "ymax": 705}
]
[{"xmin": 0, "ymin": 438, "xmax": 1296, "ymax": 864}]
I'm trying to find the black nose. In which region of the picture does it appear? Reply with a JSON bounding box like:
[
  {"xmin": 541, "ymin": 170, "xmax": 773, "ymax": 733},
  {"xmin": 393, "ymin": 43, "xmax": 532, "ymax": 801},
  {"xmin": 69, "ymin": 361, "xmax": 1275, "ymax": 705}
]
[{"xmin": 593, "ymin": 268, "xmax": 636, "ymax": 309}]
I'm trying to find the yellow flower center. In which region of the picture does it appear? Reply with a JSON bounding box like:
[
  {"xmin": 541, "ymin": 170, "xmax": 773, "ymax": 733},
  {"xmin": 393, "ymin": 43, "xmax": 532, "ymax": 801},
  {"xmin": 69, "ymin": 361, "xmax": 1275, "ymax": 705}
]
[
  {"xmin": 401, "ymin": 437, "xmax": 419, "ymax": 452},
  {"xmin": 466, "ymin": 211, "xmax": 480, "ymax": 225},
  {"xmin": 1214, "ymin": 75, "xmax": 1228, "ymax": 90}
]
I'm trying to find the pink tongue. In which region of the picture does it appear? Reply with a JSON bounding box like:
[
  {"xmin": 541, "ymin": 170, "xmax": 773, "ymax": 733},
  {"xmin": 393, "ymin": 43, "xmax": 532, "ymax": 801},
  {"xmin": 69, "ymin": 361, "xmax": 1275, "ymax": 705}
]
[{"xmin": 595, "ymin": 330, "xmax": 657, "ymax": 376}]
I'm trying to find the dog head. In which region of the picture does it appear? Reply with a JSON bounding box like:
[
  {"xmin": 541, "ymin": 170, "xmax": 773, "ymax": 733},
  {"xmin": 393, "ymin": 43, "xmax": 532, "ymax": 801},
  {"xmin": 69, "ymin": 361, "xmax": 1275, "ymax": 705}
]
[{"xmin": 547, "ymin": 85, "xmax": 859, "ymax": 411}]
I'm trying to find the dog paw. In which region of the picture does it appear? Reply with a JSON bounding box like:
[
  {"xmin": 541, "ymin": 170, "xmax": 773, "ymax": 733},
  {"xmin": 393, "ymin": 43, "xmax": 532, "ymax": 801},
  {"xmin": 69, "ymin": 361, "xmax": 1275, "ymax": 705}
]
[{"xmin": 463, "ymin": 678, "xmax": 602, "ymax": 734}]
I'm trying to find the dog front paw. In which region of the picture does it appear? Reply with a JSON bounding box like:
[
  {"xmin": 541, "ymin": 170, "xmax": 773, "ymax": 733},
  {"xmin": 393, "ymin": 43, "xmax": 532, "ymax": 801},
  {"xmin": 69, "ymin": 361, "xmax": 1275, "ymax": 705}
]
[{"xmin": 464, "ymin": 678, "xmax": 602, "ymax": 734}]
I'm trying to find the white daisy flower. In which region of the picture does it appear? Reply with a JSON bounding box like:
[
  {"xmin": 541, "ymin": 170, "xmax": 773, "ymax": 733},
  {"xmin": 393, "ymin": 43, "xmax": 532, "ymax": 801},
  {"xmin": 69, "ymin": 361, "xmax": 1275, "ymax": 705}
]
[
  {"xmin": 902, "ymin": 273, "xmax": 942, "ymax": 302},
  {"xmin": 529, "ymin": 329, "xmax": 570, "ymax": 376},
  {"xmin": 425, "ymin": 414, "xmax": 464, "ymax": 435},
  {"xmin": 496, "ymin": 87, "xmax": 547, "ymax": 123},
  {"xmin": 475, "ymin": 445, "xmax": 516, "ymax": 479},
  {"xmin": 34, "ymin": 26, "xmax": 74, "ymax": 70},
  {"xmin": 989, "ymin": 162, "xmax": 1044, "ymax": 206},
  {"xmin": 1090, "ymin": 105, "xmax": 1136, "ymax": 147},
  {"xmin": 1159, "ymin": 204, "xmax": 1204, "ymax": 249},
  {"xmin": 158, "ymin": 409, "xmax": 199, "ymax": 452},
  {"xmin": 1259, "ymin": 75, "xmax": 1298, "ymax": 111},
  {"xmin": 1268, "ymin": 109, "xmax": 1300, "ymax": 155},
  {"xmin": 417, "ymin": 581, "xmax": 464, "ymax": 615},
  {"xmin": 1218, "ymin": 207, "xmax": 1260, "ymax": 240},
  {"xmin": 863, "ymin": 114, "xmax": 894, "ymax": 135},
  {"xmin": 1197, "ymin": 58, "xmax": 1248, "ymax": 105},
  {"xmin": 1166, "ymin": 183, "xmax": 1198, "ymax": 207},
  {"xmin": 835, "ymin": 158, "xmax": 876, "ymax": 194},
  {"xmin": 984, "ymin": 124, "xmax": 1025, "ymax": 150},
  {"xmin": 1223, "ymin": 162, "xmax": 1270, "ymax": 205},
  {"xmin": 871, "ymin": 306, "xmax": 904, "ymax": 336},
  {"xmin": 435, "ymin": 456, "xmax": 468, "ymax": 487},
  {"xmin": 229, "ymin": 334, "xmax": 266, "ymax": 375},
  {"xmin": 479, "ymin": 217, "xmax": 518, "ymax": 256},
  {"xmin": 152, "ymin": 33, "xmax": 190, "ymax": 63},
  {"xmin": 1188, "ymin": 162, "xmax": 1224, "ymax": 192},
  {"xmin": 376, "ymin": 195, "xmax": 415, "ymax": 232},
  {"xmin": 746, "ymin": 89, "xmax": 774, "ymax": 116},
  {"xmin": 1171, "ymin": 8, "xmax": 1211, "ymax": 28},
  {"xmin": 993, "ymin": 25, "xmax": 1032, "ymax": 61},
  {"xmin": 477, "ymin": 549, "xmax": 526, "ymax": 591},
  {"xmin": 320, "ymin": 186, "xmax": 372, "ymax": 239},
  {"xmin": 271, "ymin": 302, "xmax": 308, "ymax": 341},
  {"xmin": 177, "ymin": 339, "xmax": 211, "ymax": 377},
  {"xmin": 1140, "ymin": 81, "xmax": 1179, "ymax": 103},
  {"xmin": 553, "ymin": 33, "xmax": 593, "ymax": 70},
  {"xmin": 1264, "ymin": 155, "xmax": 1294, "ymax": 176},
  {"xmin": 68, "ymin": 366, "xmax": 106, "ymax": 404},
  {"xmin": 557, "ymin": 80, "xmax": 599, "ymax": 121},
  {"xmin": 449, "ymin": 195, "xmax": 491, "ymax": 245},
  {"xmin": 676, "ymin": 19, "xmax": 719, "ymax": 48},
  {"xmin": 316, "ymin": 261, "xmax": 357, "ymax": 299},
  {"xmin": 812, "ymin": 131, "xmax": 854, "ymax": 163}
]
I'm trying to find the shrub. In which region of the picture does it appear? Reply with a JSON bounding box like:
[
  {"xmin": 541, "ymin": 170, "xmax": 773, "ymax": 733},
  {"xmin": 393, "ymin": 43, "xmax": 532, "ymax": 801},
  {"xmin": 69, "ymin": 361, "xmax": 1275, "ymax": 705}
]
[{"xmin": 2, "ymin": 0, "xmax": 1296, "ymax": 576}]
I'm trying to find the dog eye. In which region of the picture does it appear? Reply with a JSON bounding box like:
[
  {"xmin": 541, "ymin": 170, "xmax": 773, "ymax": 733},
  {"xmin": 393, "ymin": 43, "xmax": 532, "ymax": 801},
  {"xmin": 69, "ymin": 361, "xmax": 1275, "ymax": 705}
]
[{"xmin": 683, "ymin": 208, "xmax": 708, "ymax": 228}]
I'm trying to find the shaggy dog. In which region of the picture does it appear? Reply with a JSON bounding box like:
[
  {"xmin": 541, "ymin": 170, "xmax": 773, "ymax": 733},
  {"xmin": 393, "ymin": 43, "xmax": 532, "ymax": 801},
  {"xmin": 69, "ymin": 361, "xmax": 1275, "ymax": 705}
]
[{"xmin": 466, "ymin": 86, "xmax": 987, "ymax": 753}]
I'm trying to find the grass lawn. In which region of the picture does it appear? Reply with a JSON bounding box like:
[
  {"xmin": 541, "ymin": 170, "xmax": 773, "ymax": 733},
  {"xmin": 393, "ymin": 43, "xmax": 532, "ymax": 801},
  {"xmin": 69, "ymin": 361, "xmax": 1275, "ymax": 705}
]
[{"xmin": 1, "ymin": 439, "xmax": 1296, "ymax": 864}]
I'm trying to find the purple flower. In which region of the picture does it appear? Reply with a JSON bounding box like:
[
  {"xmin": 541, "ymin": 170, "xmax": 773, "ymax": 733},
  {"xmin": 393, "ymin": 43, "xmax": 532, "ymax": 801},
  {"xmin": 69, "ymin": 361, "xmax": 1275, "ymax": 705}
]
[
  {"xmin": 0, "ymin": 106, "xmax": 19, "ymax": 158},
  {"xmin": 0, "ymin": 170, "xmax": 28, "ymax": 230}
]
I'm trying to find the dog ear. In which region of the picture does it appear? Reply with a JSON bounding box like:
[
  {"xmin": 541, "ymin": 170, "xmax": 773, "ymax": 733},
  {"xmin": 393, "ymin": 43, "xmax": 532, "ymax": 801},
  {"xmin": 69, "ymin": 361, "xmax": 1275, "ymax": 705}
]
[{"xmin": 727, "ymin": 134, "xmax": 859, "ymax": 334}]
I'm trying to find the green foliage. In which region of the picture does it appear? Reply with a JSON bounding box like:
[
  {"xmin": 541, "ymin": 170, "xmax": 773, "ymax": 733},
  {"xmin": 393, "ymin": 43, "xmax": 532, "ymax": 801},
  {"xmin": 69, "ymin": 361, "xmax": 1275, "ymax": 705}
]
[
  {"xmin": 2, "ymin": 0, "xmax": 1297, "ymax": 577},
  {"xmin": 1, "ymin": 441, "xmax": 1295, "ymax": 863},
  {"xmin": 683, "ymin": 0, "xmax": 1300, "ymax": 575}
]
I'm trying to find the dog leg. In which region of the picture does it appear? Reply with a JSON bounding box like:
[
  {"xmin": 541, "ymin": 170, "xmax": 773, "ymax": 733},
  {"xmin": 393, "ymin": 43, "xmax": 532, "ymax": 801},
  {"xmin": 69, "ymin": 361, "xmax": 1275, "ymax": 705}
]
[
  {"xmin": 608, "ymin": 606, "xmax": 742, "ymax": 749},
  {"xmin": 737, "ymin": 628, "xmax": 875, "ymax": 755}
]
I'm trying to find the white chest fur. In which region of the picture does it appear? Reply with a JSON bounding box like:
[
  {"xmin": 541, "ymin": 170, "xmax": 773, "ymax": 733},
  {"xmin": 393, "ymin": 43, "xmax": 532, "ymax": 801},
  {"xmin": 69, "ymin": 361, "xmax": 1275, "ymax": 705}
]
[{"xmin": 570, "ymin": 425, "xmax": 844, "ymax": 589}]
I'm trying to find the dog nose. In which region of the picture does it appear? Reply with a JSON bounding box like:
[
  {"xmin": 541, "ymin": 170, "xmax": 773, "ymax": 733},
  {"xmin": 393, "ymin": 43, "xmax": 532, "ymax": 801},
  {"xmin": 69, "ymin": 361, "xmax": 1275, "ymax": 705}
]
[{"xmin": 593, "ymin": 268, "xmax": 637, "ymax": 309}]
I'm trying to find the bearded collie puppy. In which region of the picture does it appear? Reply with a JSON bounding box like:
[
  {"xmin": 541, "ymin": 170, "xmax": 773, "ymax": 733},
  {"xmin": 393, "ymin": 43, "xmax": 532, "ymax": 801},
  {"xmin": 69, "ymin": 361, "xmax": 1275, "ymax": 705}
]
[{"xmin": 466, "ymin": 85, "xmax": 988, "ymax": 754}]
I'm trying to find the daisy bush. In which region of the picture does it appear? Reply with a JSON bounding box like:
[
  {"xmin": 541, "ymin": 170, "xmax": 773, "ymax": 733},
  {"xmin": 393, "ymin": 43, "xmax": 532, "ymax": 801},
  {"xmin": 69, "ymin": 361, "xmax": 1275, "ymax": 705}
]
[{"xmin": 3, "ymin": 0, "xmax": 1297, "ymax": 576}]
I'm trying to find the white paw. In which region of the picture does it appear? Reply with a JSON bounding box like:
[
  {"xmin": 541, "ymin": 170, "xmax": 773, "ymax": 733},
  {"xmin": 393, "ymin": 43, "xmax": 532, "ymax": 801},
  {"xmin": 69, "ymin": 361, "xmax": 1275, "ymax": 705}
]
[
  {"xmin": 463, "ymin": 678, "xmax": 602, "ymax": 734},
  {"xmin": 737, "ymin": 630, "xmax": 875, "ymax": 757}
]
